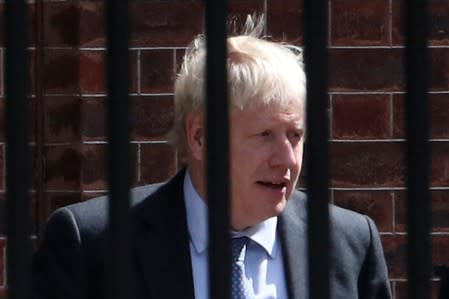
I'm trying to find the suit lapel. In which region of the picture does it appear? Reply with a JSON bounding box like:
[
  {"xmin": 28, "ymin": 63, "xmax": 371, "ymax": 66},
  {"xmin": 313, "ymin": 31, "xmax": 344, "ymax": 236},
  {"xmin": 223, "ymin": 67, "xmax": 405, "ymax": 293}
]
[
  {"xmin": 279, "ymin": 191, "xmax": 309, "ymax": 299},
  {"xmin": 135, "ymin": 170, "xmax": 195, "ymax": 299},
  {"xmin": 133, "ymin": 174, "xmax": 309, "ymax": 299}
]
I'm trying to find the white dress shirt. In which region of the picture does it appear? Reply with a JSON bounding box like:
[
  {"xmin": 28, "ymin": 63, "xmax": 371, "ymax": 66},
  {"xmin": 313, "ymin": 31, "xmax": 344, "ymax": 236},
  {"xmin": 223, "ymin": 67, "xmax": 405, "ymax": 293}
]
[{"xmin": 183, "ymin": 171, "xmax": 288, "ymax": 299}]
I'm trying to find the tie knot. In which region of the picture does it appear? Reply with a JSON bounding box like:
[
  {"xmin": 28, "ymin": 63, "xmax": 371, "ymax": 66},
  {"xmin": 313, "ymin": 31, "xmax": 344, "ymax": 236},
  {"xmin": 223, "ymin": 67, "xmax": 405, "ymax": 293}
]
[{"xmin": 231, "ymin": 237, "xmax": 249, "ymax": 261}]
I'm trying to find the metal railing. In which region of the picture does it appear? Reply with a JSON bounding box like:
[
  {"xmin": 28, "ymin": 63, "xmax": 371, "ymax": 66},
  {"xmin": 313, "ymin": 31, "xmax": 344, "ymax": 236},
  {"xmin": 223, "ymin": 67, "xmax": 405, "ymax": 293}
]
[
  {"xmin": 303, "ymin": 1, "xmax": 330, "ymax": 298},
  {"xmin": 404, "ymin": 1, "xmax": 431, "ymax": 298},
  {"xmin": 204, "ymin": 2, "xmax": 232, "ymax": 299},
  {"xmin": 5, "ymin": 1, "xmax": 32, "ymax": 299},
  {"xmin": 3, "ymin": 0, "xmax": 441, "ymax": 298},
  {"xmin": 104, "ymin": 1, "xmax": 133, "ymax": 299}
]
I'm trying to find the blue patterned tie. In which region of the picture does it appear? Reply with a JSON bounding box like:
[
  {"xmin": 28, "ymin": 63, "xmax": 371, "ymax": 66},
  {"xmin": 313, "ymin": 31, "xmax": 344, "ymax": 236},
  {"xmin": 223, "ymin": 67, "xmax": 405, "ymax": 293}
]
[{"xmin": 231, "ymin": 237, "xmax": 254, "ymax": 299}]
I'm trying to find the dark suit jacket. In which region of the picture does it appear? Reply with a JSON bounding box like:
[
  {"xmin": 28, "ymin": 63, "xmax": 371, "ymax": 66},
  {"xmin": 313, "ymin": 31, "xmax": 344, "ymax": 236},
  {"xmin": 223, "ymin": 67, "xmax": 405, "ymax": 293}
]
[{"xmin": 33, "ymin": 170, "xmax": 392, "ymax": 299}]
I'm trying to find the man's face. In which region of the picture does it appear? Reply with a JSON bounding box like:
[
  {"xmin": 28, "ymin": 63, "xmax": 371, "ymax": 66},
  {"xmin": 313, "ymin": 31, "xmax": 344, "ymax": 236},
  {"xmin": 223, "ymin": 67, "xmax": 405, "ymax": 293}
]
[{"xmin": 229, "ymin": 101, "xmax": 305, "ymax": 230}]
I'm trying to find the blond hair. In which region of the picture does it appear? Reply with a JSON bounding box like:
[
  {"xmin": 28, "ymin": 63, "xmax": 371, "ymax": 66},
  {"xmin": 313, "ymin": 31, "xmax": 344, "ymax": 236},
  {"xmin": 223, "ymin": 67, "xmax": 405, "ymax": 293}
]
[{"xmin": 170, "ymin": 15, "xmax": 306, "ymax": 149}]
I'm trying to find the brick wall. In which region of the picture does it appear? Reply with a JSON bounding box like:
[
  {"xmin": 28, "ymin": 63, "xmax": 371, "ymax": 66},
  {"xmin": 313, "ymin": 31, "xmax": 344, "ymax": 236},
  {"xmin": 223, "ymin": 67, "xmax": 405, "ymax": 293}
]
[{"xmin": 0, "ymin": 0, "xmax": 448, "ymax": 298}]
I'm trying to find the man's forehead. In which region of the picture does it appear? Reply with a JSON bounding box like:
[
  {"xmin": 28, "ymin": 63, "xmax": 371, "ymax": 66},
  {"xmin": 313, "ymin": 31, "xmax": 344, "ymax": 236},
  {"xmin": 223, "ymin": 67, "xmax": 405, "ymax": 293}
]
[
  {"xmin": 240, "ymin": 97, "xmax": 303, "ymax": 110},
  {"xmin": 233, "ymin": 101, "xmax": 305, "ymax": 126},
  {"xmin": 245, "ymin": 101, "xmax": 304, "ymax": 116}
]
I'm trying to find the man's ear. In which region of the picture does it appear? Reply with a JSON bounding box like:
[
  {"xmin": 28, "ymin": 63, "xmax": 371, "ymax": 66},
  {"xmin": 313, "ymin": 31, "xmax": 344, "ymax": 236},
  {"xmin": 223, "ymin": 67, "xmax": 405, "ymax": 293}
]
[{"xmin": 185, "ymin": 114, "xmax": 205, "ymax": 161}]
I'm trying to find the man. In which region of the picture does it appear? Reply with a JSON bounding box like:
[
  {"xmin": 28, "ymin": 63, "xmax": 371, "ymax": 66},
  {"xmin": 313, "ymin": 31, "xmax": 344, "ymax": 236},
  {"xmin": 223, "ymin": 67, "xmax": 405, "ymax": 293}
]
[{"xmin": 33, "ymin": 17, "xmax": 392, "ymax": 299}]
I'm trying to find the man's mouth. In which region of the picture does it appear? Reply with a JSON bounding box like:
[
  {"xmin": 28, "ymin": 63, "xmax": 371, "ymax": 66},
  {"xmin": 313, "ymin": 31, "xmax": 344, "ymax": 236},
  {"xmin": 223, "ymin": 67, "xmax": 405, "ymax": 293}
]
[{"xmin": 256, "ymin": 181, "xmax": 288, "ymax": 190}]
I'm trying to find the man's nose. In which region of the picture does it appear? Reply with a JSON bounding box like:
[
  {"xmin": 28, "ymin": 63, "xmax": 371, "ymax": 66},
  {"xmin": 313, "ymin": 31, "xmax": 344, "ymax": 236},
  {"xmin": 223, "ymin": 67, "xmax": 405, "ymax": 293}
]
[{"xmin": 269, "ymin": 137, "xmax": 297, "ymax": 168}]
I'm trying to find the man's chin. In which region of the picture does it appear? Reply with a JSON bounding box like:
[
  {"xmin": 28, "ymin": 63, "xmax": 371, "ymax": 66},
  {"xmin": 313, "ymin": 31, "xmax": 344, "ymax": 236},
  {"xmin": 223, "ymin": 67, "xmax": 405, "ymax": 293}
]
[{"xmin": 260, "ymin": 200, "xmax": 288, "ymax": 220}]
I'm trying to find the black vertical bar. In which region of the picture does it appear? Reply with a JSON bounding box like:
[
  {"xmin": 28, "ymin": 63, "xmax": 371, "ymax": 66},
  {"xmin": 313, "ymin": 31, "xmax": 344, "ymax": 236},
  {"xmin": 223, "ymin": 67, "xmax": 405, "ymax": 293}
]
[
  {"xmin": 205, "ymin": 1, "xmax": 230, "ymax": 299},
  {"xmin": 303, "ymin": 1, "xmax": 330, "ymax": 299},
  {"xmin": 104, "ymin": 0, "xmax": 132, "ymax": 298},
  {"xmin": 404, "ymin": 0, "xmax": 431, "ymax": 298},
  {"xmin": 35, "ymin": 0, "xmax": 48, "ymax": 236},
  {"xmin": 4, "ymin": 1, "xmax": 31, "ymax": 299}
]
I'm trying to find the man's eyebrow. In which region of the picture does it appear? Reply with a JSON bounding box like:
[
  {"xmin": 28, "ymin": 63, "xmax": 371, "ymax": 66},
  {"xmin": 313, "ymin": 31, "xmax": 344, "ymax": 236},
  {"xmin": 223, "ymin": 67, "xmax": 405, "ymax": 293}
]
[{"xmin": 291, "ymin": 120, "xmax": 305, "ymax": 129}]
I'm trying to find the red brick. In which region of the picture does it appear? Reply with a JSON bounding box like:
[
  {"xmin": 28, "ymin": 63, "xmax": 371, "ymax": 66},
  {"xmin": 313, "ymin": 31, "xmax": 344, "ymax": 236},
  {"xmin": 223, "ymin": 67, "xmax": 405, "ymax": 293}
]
[
  {"xmin": 333, "ymin": 190, "xmax": 393, "ymax": 232},
  {"xmin": 81, "ymin": 97, "xmax": 106, "ymax": 141},
  {"xmin": 392, "ymin": 0, "xmax": 449, "ymax": 46},
  {"xmin": 330, "ymin": 142, "xmax": 405, "ymax": 188},
  {"xmin": 130, "ymin": 51, "xmax": 138, "ymax": 93},
  {"xmin": 45, "ymin": 145, "xmax": 81, "ymax": 190},
  {"xmin": 29, "ymin": 145, "xmax": 37, "ymax": 191},
  {"xmin": 229, "ymin": 0, "xmax": 264, "ymax": 16},
  {"xmin": 28, "ymin": 98, "xmax": 37, "ymax": 142},
  {"xmin": 43, "ymin": 49, "xmax": 79, "ymax": 94},
  {"xmin": 140, "ymin": 50, "xmax": 174, "ymax": 93},
  {"xmin": 382, "ymin": 234, "xmax": 406, "ymax": 279},
  {"xmin": 82, "ymin": 95, "xmax": 174, "ymax": 141},
  {"xmin": 132, "ymin": 96, "xmax": 174, "ymax": 141},
  {"xmin": 130, "ymin": 1, "xmax": 204, "ymax": 47},
  {"xmin": 81, "ymin": 144, "xmax": 137, "ymax": 190},
  {"xmin": 395, "ymin": 190, "xmax": 449, "ymax": 233},
  {"xmin": 0, "ymin": 50, "xmax": 3, "ymax": 96},
  {"xmin": 43, "ymin": 1, "xmax": 80, "ymax": 47},
  {"xmin": 332, "ymin": 94, "xmax": 391, "ymax": 139},
  {"xmin": 0, "ymin": 196, "xmax": 4, "ymax": 236},
  {"xmin": 0, "ymin": 145, "xmax": 3, "ymax": 191},
  {"xmin": 0, "ymin": 238, "xmax": 4, "ymax": 287},
  {"xmin": 331, "ymin": 0, "xmax": 389, "ymax": 46},
  {"xmin": 44, "ymin": 96, "xmax": 81, "ymax": 143},
  {"xmin": 0, "ymin": 101, "xmax": 5, "ymax": 142},
  {"xmin": 29, "ymin": 49, "xmax": 36, "ymax": 96},
  {"xmin": 430, "ymin": 191, "xmax": 449, "ymax": 232},
  {"xmin": 79, "ymin": 1, "xmax": 104, "ymax": 47},
  {"xmin": 427, "ymin": 1, "xmax": 449, "ymax": 45},
  {"xmin": 84, "ymin": 1, "xmax": 205, "ymax": 48},
  {"xmin": 81, "ymin": 144, "xmax": 107, "ymax": 190},
  {"xmin": 0, "ymin": 4, "xmax": 2, "ymax": 45},
  {"xmin": 267, "ymin": 0, "xmax": 303, "ymax": 44},
  {"xmin": 331, "ymin": 142, "xmax": 449, "ymax": 189},
  {"xmin": 430, "ymin": 48, "xmax": 449, "ymax": 91},
  {"xmin": 383, "ymin": 235, "xmax": 449, "ymax": 280},
  {"xmin": 431, "ymin": 142, "xmax": 449, "ymax": 187},
  {"xmin": 139, "ymin": 143, "xmax": 176, "ymax": 185},
  {"xmin": 82, "ymin": 191, "xmax": 107, "ymax": 201},
  {"xmin": 433, "ymin": 235, "xmax": 449, "ymax": 269},
  {"xmin": 329, "ymin": 49, "xmax": 404, "ymax": 91},
  {"xmin": 79, "ymin": 51, "xmax": 104, "ymax": 94},
  {"xmin": 395, "ymin": 280, "xmax": 441, "ymax": 299},
  {"xmin": 427, "ymin": 94, "xmax": 449, "ymax": 138},
  {"xmin": 79, "ymin": 50, "xmax": 137, "ymax": 94},
  {"xmin": 393, "ymin": 93, "xmax": 449, "ymax": 139}
]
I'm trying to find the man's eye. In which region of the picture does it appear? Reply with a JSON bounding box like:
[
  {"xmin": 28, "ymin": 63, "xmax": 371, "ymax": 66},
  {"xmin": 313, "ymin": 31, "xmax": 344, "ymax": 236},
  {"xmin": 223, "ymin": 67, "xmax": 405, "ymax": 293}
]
[
  {"xmin": 260, "ymin": 131, "xmax": 271, "ymax": 137},
  {"xmin": 288, "ymin": 131, "xmax": 303, "ymax": 140}
]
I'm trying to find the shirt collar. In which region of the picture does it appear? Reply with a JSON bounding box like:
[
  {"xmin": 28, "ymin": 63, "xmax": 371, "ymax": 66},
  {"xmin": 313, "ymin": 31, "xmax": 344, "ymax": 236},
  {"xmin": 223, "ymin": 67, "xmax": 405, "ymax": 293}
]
[
  {"xmin": 184, "ymin": 170, "xmax": 279, "ymax": 258},
  {"xmin": 184, "ymin": 170, "xmax": 209, "ymax": 253},
  {"xmin": 231, "ymin": 217, "xmax": 278, "ymax": 258}
]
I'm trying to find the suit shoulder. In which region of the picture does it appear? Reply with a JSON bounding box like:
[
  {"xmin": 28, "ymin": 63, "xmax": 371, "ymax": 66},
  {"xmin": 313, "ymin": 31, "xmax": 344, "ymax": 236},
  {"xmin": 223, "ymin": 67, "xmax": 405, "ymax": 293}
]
[
  {"xmin": 46, "ymin": 183, "xmax": 164, "ymax": 239},
  {"xmin": 329, "ymin": 204, "xmax": 379, "ymax": 257},
  {"xmin": 330, "ymin": 204, "xmax": 371, "ymax": 231},
  {"xmin": 290, "ymin": 190, "xmax": 375, "ymax": 247}
]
